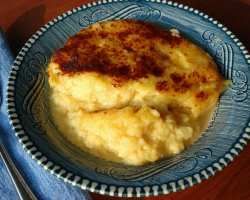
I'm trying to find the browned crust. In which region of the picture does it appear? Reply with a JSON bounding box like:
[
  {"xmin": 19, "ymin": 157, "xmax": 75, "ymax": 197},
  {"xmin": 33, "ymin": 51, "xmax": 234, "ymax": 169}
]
[
  {"xmin": 51, "ymin": 19, "xmax": 224, "ymax": 102},
  {"xmin": 52, "ymin": 20, "xmax": 182, "ymax": 81}
]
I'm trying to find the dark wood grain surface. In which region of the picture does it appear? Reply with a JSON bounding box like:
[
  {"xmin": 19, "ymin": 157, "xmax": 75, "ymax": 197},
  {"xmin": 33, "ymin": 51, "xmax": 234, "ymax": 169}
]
[{"xmin": 0, "ymin": 1, "xmax": 249, "ymax": 200}]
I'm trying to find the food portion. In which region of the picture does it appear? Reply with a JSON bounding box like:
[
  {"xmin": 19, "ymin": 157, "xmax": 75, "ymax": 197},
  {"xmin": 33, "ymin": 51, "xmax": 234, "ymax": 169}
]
[{"xmin": 48, "ymin": 20, "xmax": 226, "ymax": 165}]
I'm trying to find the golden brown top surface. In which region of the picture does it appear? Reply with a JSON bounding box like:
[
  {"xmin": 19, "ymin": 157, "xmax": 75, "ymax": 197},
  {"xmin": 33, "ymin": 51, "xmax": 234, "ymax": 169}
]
[
  {"xmin": 51, "ymin": 19, "xmax": 224, "ymax": 101},
  {"xmin": 52, "ymin": 20, "xmax": 182, "ymax": 80}
]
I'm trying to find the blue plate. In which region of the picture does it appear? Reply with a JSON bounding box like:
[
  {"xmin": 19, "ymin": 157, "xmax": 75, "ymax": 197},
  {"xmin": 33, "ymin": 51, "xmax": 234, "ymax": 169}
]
[{"xmin": 6, "ymin": 0, "xmax": 250, "ymax": 197}]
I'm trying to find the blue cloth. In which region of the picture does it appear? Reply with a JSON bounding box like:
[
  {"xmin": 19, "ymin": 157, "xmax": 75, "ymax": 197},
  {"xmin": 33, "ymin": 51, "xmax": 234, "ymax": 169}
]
[{"xmin": 0, "ymin": 30, "xmax": 92, "ymax": 200}]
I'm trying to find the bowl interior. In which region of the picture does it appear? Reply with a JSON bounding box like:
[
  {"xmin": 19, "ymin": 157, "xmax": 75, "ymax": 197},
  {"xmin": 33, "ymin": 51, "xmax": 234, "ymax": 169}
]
[{"xmin": 12, "ymin": 1, "xmax": 250, "ymax": 187}]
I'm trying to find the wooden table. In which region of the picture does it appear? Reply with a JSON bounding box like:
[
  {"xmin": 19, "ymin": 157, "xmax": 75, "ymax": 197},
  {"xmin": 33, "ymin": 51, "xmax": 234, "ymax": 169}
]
[{"xmin": 1, "ymin": 0, "xmax": 249, "ymax": 199}]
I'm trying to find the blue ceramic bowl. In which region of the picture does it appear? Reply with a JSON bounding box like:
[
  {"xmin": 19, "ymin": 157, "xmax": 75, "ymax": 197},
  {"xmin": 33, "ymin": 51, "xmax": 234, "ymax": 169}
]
[{"xmin": 6, "ymin": 0, "xmax": 250, "ymax": 197}]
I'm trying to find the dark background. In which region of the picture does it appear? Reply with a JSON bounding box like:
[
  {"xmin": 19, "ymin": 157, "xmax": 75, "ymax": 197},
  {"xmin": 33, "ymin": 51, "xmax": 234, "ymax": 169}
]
[{"xmin": 0, "ymin": 1, "xmax": 249, "ymax": 200}]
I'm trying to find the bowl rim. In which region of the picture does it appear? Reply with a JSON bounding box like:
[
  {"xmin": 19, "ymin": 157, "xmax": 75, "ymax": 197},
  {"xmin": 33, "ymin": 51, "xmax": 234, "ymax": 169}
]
[{"xmin": 6, "ymin": 0, "xmax": 250, "ymax": 197}]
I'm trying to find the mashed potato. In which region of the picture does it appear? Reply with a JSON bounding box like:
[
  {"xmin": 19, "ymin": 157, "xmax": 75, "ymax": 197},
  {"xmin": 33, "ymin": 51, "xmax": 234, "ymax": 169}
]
[{"xmin": 48, "ymin": 20, "xmax": 225, "ymax": 165}]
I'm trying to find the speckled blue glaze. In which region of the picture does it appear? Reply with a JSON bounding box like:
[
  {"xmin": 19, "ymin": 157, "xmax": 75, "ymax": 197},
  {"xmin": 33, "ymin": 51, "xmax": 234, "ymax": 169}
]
[{"xmin": 6, "ymin": 0, "xmax": 250, "ymax": 197}]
